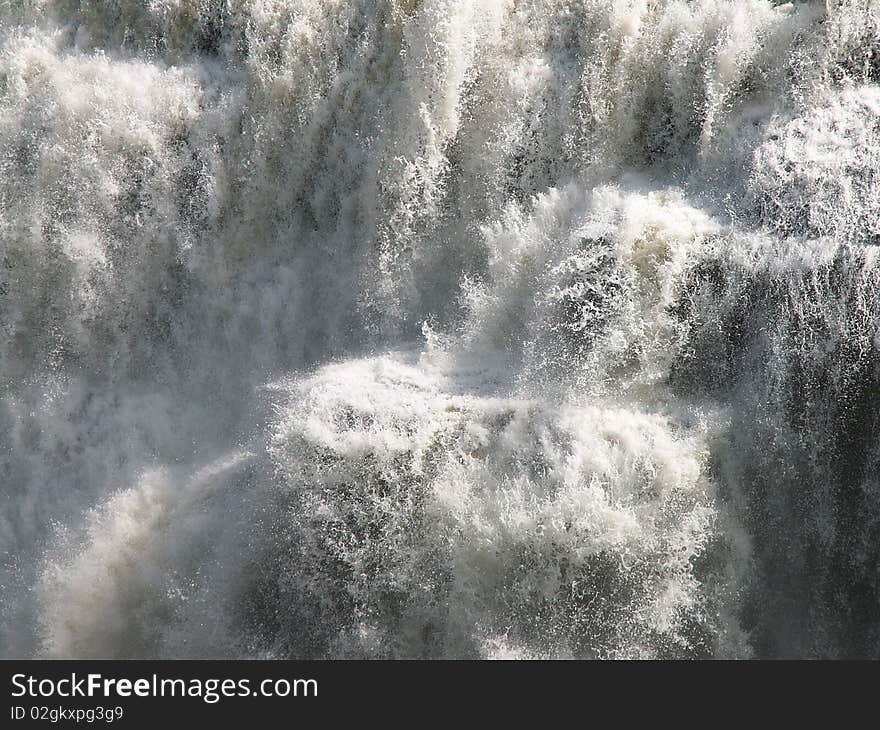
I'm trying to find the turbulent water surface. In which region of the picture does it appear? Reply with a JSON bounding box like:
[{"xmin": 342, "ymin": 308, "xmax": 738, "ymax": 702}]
[{"xmin": 2, "ymin": 0, "xmax": 880, "ymax": 659}]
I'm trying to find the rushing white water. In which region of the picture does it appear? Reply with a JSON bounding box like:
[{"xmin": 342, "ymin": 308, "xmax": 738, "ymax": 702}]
[{"xmin": 1, "ymin": 0, "xmax": 879, "ymax": 659}]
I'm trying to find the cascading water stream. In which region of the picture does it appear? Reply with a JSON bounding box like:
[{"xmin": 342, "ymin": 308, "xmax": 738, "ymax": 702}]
[{"xmin": 1, "ymin": 0, "xmax": 879, "ymax": 659}]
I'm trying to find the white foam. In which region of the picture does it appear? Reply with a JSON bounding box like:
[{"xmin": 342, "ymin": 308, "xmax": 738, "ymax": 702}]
[{"xmin": 1, "ymin": 0, "xmax": 877, "ymax": 658}]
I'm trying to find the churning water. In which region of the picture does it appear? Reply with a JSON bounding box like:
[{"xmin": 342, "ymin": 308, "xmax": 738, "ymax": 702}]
[{"xmin": 2, "ymin": 0, "xmax": 880, "ymax": 659}]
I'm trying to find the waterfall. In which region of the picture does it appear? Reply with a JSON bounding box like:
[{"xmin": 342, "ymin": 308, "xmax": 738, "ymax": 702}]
[{"xmin": 1, "ymin": 0, "xmax": 879, "ymax": 659}]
